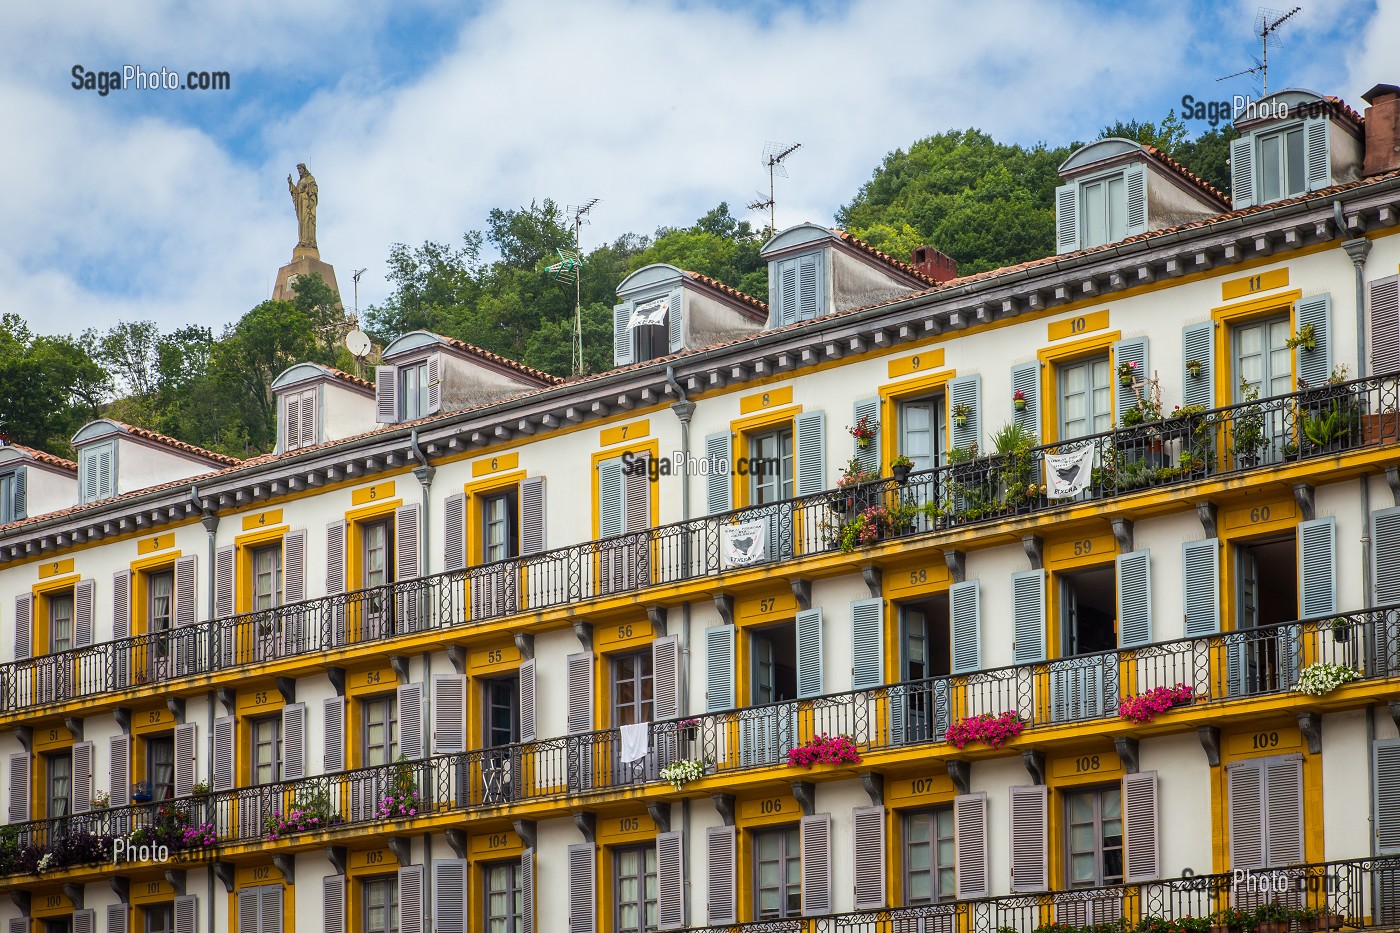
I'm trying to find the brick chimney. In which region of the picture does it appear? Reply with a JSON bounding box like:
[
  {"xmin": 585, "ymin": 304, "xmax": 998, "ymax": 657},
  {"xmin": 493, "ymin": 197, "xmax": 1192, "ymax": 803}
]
[
  {"xmin": 1363, "ymin": 84, "xmax": 1400, "ymax": 177},
  {"xmin": 911, "ymin": 246, "xmax": 958, "ymax": 283}
]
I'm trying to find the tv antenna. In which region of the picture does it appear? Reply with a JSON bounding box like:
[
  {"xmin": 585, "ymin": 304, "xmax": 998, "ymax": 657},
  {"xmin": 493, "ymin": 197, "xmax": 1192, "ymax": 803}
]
[
  {"xmin": 754, "ymin": 142, "xmax": 801, "ymax": 233},
  {"xmin": 1216, "ymin": 6, "xmax": 1301, "ymax": 96},
  {"xmin": 350, "ymin": 268, "xmax": 368, "ymax": 322},
  {"xmin": 565, "ymin": 198, "xmax": 598, "ymax": 376}
]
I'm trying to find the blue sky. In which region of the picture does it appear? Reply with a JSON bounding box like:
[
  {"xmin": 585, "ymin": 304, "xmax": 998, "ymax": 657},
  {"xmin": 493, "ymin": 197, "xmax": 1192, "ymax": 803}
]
[{"xmin": 0, "ymin": 0, "xmax": 1393, "ymax": 337}]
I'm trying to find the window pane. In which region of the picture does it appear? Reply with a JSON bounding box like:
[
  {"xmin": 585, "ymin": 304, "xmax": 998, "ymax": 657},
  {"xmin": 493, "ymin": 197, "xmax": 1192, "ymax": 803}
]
[
  {"xmin": 1082, "ymin": 180, "xmax": 1106, "ymax": 248},
  {"xmin": 1106, "ymin": 175, "xmax": 1126, "ymax": 241},
  {"xmin": 1260, "ymin": 133, "xmax": 1282, "ymax": 202},
  {"xmin": 1285, "ymin": 127, "xmax": 1305, "ymax": 196},
  {"xmin": 50, "ymin": 594, "xmax": 74, "ymax": 652},
  {"xmin": 150, "ymin": 572, "xmax": 174, "ymax": 633}
]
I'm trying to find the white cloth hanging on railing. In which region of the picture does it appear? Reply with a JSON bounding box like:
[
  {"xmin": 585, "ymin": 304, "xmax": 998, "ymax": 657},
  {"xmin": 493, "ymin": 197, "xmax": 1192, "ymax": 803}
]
[{"xmin": 619, "ymin": 721, "xmax": 650, "ymax": 763}]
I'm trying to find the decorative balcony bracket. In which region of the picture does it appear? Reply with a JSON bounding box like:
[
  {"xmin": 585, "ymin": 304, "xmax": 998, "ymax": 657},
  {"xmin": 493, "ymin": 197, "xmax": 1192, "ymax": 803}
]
[
  {"xmin": 390, "ymin": 656, "xmax": 411, "ymax": 685},
  {"xmin": 512, "ymin": 820, "xmax": 537, "ymax": 849},
  {"xmin": 1196, "ymin": 502, "xmax": 1219, "ymax": 539},
  {"xmin": 1293, "ymin": 484, "xmax": 1316, "ymax": 522},
  {"xmin": 944, "ymin": 550, "xmax": 966, "ymax": 584},
  {"xmin": 217, "ymin": 689, "xmax": 236, "ymax": 717},
  {"xmin": 64, "ymin": 717, "xmax": 84, "ymax": 742},
  {"xmin": 327, "ymin": 668, "xmax": 346, "ymax": 697},
  {"xmin": 63, "ymin": 885, "xmax": 84, "ymax": 909},
  {"xmin": 1022, "ymin": 536, "xmax": 1043, "ymax": 571},
  {"xmin": 1022, "ymin": 750, "xmax": 1046, "ymax": 785},
  {"xmin": 574, "ymin": 811, "xmax": 597, "ymax": 844},
  {"xmin": 862, "ymin": 567, "xmax": 883, "ymax": 599},
  {"xmin": 1112, "ymin": 519, "xmax": 1135, "ymax": 555},
  {"xmin": 513, "ymin": 633, "xmax": 535, "ymax": 660},
  {"xmin": 447, "ymin": 646, "xmax": 467, "ymax": 675},
  {"xmin": 214, "ymin": 862, "xmax": 235, "ymax": 893},
  {"xmin": 860, "ymin": 772, "xmax": 884, "ymax": 806},
  {"xmin": 14, "ymin": 726, "xmax": 31, "ymax": 754},
  {"xmin": 714, "ymin": 595, "xmax": 735, "ymax": 627},
  {"xmin": 1198, "ymin": 725, "xmax": 1222, "ymax": 767},
  {"xmin": 713, "ymin": 793, "xmax": 736, "ymax": 827},
  {"xmin": 325, "ymin": 847, "xmax": 347, "ymax": 875},
  {"xmin": 446, "ymin": 829, "xmax": 467, "ymax": 859},
  {"xmin": 791, "ymin": 781, "xmax": 816, "ymax": 817},
  {"xmin": 646, "ymin": 607, "xmax": 668, "ymax": 638},
  {"xmin": 165, "ymin": 699, "xmax": 185, "ymax": 725},
  {"xmin": 1115, "ymin": 738, "xmax": 1140, "ymax": 775},
  {"xmin": 946, "ymin": 760, "xmax": 971, "ymax": 796},
  {"xmin": 791, "ymin": 580, "xmax": 812, "ymax": 612},
  {"xmin": 164, "ymin": 870, "xmax": 185, "ymax": 897},
  {"xmin": 648, "ymin": 803, "xmax": 671, "ymax": 833},
  {"xmin": 573, "ymin": 622, "xmax": 594, "ymax": 653},
  {"xmin": 114, "ymin": 708, "xmax": 131, "ymax": 735},
  {"xmin": 110, "ymin": 877, "xmax": 130, "ymax": 904},
  {"xmin": 1387, "ymin": 467, "xmax": 1400, "ymax": 508},
  {"xmin": 387, "ymin": 837, "xmax": 411, "ymax": 867},
  {"xmin": 1298, "ymin": 712, "xmax": 1323, "ymax": 754},
  {"xmin": 10, "ymin": 892, "xmax": 29, "ymax": 915},
  {"xmin": 275, "ymin": 678, "xmax": 296, "ymax": 705},
  {"xmin": 273, "ymin": 855, "xmax": 294, "ymax": 885}
]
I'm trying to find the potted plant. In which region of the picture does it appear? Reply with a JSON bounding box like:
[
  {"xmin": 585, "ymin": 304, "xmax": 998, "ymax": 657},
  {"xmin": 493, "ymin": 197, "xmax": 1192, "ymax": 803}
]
[
  {"xmin": 944, "ymin": 711, "xmax": 1025, "ymax": 749},
  {"xmin": 1285, "ymin": 323, "xmax": 1317, "ymax": 352},
  {"xmin": 847, "ymin": 415, "xmax": 876, "ymax": 449},
  {"xmin": 1330, "ymin": 616, "xmax": 1352, "ymax": 642},
  {"xmin": 659, "ymin": 757, "xmax": 709, "ymax": 790},
  {"xmin": 1186, "ymin": 359, "xmax": 1204, "ymax": 378},
  {"xmin": 787, "ymin": 734, "xmax": 862, "ymax": 768},
  {"xmin": 1210, "ymin": 907, "xmax": 1254, "ymax": 933},
  {"xmin": 1231, "ymin": 381, "xmax": 1268, "ymax": 468},
  {"xmin": 91, "ymin": 790, "xmax": 111, "ymax": 810},
  {"xmin": 890, "ymin": 454, "xmax": 914, "ymax": 484},
  {"xmin": 1117, "ymin": 360, "xmax": 1139, "ymax": 386},
  {"xmin": 952, "ymin": 402, "xmax": 972, "ymax": 428},
  {"xmin": 191, "ymin": 780, "xmax": 211, "ymax": 797},
  {"xmin": 1296, "ymin": 662, "xmax": 1361, "ymax": 696},
  {"xmin": 1118, "ymin": 684, "xmax": 1195, "ymax": 724},
  {"xmin": 131, "ymin": 781, "xmax": 153, "ymax": 803},
  {"xmin": 832, "ymin": 458, "xmax": 878, "ymax": 514},
  {"xmin": 1121, "ymin": 404, "xmax": 1146, "ymax": 427},
  {"xmin": 1013, "ymin": 388, "xmax": 1027, "ymax": 412}
]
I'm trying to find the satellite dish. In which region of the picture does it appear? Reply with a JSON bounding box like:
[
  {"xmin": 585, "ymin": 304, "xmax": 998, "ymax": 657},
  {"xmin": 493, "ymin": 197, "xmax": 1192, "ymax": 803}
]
[{"xmin": 345, "ymin": 329, "xmax": 371, "ymax": 358}]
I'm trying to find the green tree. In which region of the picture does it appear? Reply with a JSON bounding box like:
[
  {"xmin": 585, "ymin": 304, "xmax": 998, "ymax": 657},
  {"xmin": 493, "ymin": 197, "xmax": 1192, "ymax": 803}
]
[
  {"xmin": 0, "ymin": 315, "xmax": 109, "ymax": 454},
  {"xmin": 1100, "ymin": 109, "xmax": 1190, "ymax": 156},
  {"xmin": 1174, "ymin": 125, "xmax": 1239, "ymax": 196},
  {"xmin": 209, "ymin": 300, "xmax": 321, "ymax": 453}
]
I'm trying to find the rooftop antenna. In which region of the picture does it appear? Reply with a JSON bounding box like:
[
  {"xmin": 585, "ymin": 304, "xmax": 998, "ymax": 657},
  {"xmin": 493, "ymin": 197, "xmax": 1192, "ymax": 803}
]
[
  {"xmin": 759, "ymin": 142, "xmax": 801, "ymax": 233},
  {"xmin": 565, "ymin": 199, "xmax": 598, "ymax": 376},
  {"xmin": 350, "ymin": 268, "xmax": 368, "ymax": 323},
  {"xmin": 1216, "ymin": 6, "xmax": 1301, "ymax": 96}
]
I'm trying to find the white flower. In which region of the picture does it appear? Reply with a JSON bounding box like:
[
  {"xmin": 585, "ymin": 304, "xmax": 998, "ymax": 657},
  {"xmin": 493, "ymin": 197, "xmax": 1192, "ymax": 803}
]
[
  {"xmin": 1295, "ymin": 662, "xmax": 1361, "ymax": 696},
  {"xmin": 659, "ymin": 758, "xmax": 708, "ymax": 791}
]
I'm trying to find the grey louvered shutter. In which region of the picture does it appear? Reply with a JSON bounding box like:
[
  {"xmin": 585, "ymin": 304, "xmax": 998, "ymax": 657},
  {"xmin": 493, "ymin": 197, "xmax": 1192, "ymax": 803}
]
[
  {"xmin": 953, "ymin": 792, "xmax": 989, "ymax": 898},
  {"xmin": 1227, "ymin": 757, "xmax": 1265, "ymax": 870},
  {"xmin": 1124, "ymin": 770, "xmax": 1160, "ymax": 882},
  {"xmin": 566, "ymin": 652, "xmax": 593, "ymax": 735},
  {"xmin": 1114, "ymin": 337, "xmax": 1149, "ymax": 420},
  {"xmin": 521, "ymin": 848, "xmax": 536, "ymax": 933},
  {"xmin": 10, "ymin": 467, "xmax": 24, "ymax": 520},
  {"xmin": 653, "ymin": 637, "xmax": 679, "ymax": 722},
  {"xmin": 375, "ymin": 365, "xmax": 397, "ymax": 423},
  {"xmin": 433, "ymin": 859, "xmax": 468, "ymax": 933},
  {"xmin": 175, "ymin": 555, "xmax": 197, "ymax": 627},
  {"xmin": 775, "ymin": 257, "xmax": 797, "ymax": 327},
  {"xmin": 113, "ymin": 570, "xmax": 131, "ymax": 640},
  {"xmin": 174, "ymin": 723, "xmax": 195, "ymax": 798},
  {"xmin": 282, "ymin": 702, "xmax": 306, "ymax": 780},
  {"xmin": 801, "ymin": 812, "xmax": 833, "ymax": 915},
  {"xmin": 668, "ymin": 287, "xmax": 684, "ymax": 352},
  {"xmin": 706, "ymin": 825, "xmax": 737, "ymax": 925},
  {"xmin": 797, "ymin": 252, "xmax": 822, "ymax": 320},
  {"xmin": 323, "ymin": 874, "xmax": 346, "ymax": 933},
  {"xmin": 72, "ymin": 741, "xmax": 93, "ymax": 813},
  {"xmin": 567, "ymin": 843, "xmax": 597, "ymax": 933},
  {"xmin": 852, "ymin": 805, "xmax": 887, "ymax": 909},
  {"xmin": 519, "ymin": 658, "xmax": 536, "ymax": 743},
  {"xmin": 1374, "ymin": 740, "xmax": 1400, "ymax": 854},
  {"xmin": 282, "ymin": 392, "xmax": 298, "ymax": 451},
  {"xmin": 326, "ymin": 521, "xmax": 345, "ymax": 593},
  {"xmin": 442, "ymin": 493, "xmax": 465, "ymax": 572},
  {"xmin": 1009, "ymin": 784, "xmax": 1049, "ymax": 892},
  {"xmin": 948, "ymin": 375, "xmax": 981, "ymax": 452},
  {"xmin": 1182, "ymin": 321, "xmax": 1215, "ymax": 408},
  {"xmin": 598, "ymin": 458, "xmax": 624, "ymax": 538},
  {"xmin": 1295, "ymin": 294, "xmax": 1332, "ymax": 388},
  {"xmin": 425, "ymin": 351, "xmax": 442, "ymax": 415},
  {"xmin": 110, "ymin": 734, "xmax": 131, "ymax": 807},
  {"xmin": 212, "ymin": 716, "xmax": 234, "ymax": 791},
  {"xmin": 1374, "ymin": 508, "xmax": 1400, "ymax": 605},
  {"xmin": 1011, "ymin": 570, "xmax": 1046, "ymax": 664},
  {"xmin": 215, "ymin": 546, "xmax": 234, "ymax": 619},
  {"xmin": 75, "ymin": 578, "xmax": 95, "ymax": 648},
  {"xmin": 656, "ymin": 831, "xmax": 684, "ymax": 930},
  {"xmin": 624, "ymin": 458, "xmax": 649, "ymax": 532},
  {"xmin": 950, "ymin": 580, "xmax": 981, "ymax": 674},
  {"xmin": 850, "ymin": 598, "xmax": 884, "ymax": 691},
  {"xmin": 704, "ymin": 624, "xmax": 735, "ymax": 712},
  {"xmin": 173, "ymin": 896, "xmax": 196, "ymax": 933},
  {"xmin": 1011, "ymin": 362, "xmax": 1040, "ymax": 439},
  {"xmin": 521, "ymin": 477, "xmax": 546, "ymax": 555},
  {"xmin": 1117, "ymin": 550, "xmax": 1152, "ymax": 648},
  {"xmin": 1304, "ymin": 115, "xmax": 1331, "ymax": 191},
  {"xmin": 8, "ymin": 753, "xmax": 29, "ymax": 821},
  {"xmin": 323, "ymin": 697, "xmax": 345, "ymax": 773},
  {"xmin": 107, "ymin": 904, "xmax": 129, "ymax": 933},
  {"xmin": 1265, "ymin": 755, "xmax": 1305, "ymax": 864},
  {"xmin": 614, "ymin": 303, "xmax": 633, "ymax": 366},
  {"xmin": 14, "ymin": 593, "xmax": 30, "ymax": 661},
  {"xmin": 1124, "ymin": 161, "xmax": 1148, "ymax": 236},
  {"xmin": 396, "ymin": 502, "xmax": 420, "ymax": 581},
  {"xmin": 74, "ymin": 911, "xmax": 95, "ymax": 933},
  {"xmin": 852, "ymin": 397, "xmax": 881, "ymax": 473},
  {"xmin": 704, "ymin": 432, "xmax": 732, "ymax": 514},
  {"xmin": 1183, "ymin": 539, "xmax": 1221, "ymax": 635},
  {"xmin": 1055, "ymin": 182, "xmax": 1078, "ymax": 253},
  {"xmin": 795, "ymin": 607, "xmax": 823, "ymax": 698},
  {"xmin": 794, "ymin": 410, "xmax": 826, "ymax": 496},
  {"xmin": 1298, "ymin": 517, "xmax": 1337, "ymax": 619},
  {"xmin": 432, "ymin": 675, "xmax": 466, "ymax": 754},
  {"xmin": 398, "ymin": 683, "xmax": 423, "ymax": 760},
  {"xmin": 261, "ymin": 888, "xmax": 282, "ymax": 933},
  {"xmin": 399, "ymin": 865, "xmax": 424, "ymax": 933},
  {"xmin": 1230, "ymin": 136, "xmax": 1255, "ymax": 209},
  {"xmin": 285, "ymin": 529, "xmax": 306, "ymax": 606},
  {"xmin": 1370, "ymin": 275, "xmax": 1400, "ymax": 376},
  {"xmin": 8, "ymin": 920, "xmax": 25, "ymax": 933}
]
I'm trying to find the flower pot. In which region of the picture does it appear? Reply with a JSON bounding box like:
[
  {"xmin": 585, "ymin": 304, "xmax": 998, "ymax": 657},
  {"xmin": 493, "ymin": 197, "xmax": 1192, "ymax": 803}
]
[
  {"xmin": 1120, "ymin": 374, "xmax": 1134, "ymax": 386},
  {"xmin": 1014, "ymin": 400, "xmax": 1027, "ymax": 411},
  {"xmin": 1303, "ymin": 914, "xmax": 1343, "ymax": 931},
  {"xmin": 856, "ymin": 437, "xmax": 871, "ymax": 449},
  {"xmin": 1256, "ymin": 922, "xmax": 1291, "ymax": 933},
  {"xmin": 892, "ymin": 464, "xmax": 912, "ymax": 484},
  {"xmin": 1187, "ymin": 365, "xmax": 1203, "ymax": 378},
  {"xmin": 954, "ymin": 415, "xmax": 968, "ymax": 428}
]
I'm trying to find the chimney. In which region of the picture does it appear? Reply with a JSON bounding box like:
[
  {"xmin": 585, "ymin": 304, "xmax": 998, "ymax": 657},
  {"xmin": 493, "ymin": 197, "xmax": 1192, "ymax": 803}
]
[
  {"xmin": 911, "ymin": 246, "xmax": 958, "ymax": 284},
  {"xmin": 1363, "ymin": 84, "xmax": 1400, "ymax": 177}
]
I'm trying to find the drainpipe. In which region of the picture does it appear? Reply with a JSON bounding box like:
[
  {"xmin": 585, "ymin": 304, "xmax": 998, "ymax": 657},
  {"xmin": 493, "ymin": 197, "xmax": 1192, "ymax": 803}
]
[
  {"xmin": 408, "ymin": 429, "xmax": 435, "ymax": 857},
  {"xmin": 1337, "ymin": 204, "xmax": 1373, "ymax": 607},
  {"xmin": 666, "ymin": 365, "xmax": 696, "ymax": 920},
  {"xmin": 192, "ymin": 483, "xmax": 218, "ymax": 933}
]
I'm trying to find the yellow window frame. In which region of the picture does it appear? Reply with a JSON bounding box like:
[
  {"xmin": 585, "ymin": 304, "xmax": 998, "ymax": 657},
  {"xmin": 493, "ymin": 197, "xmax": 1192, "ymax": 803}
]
[{"xmin": 1036, "ymin": 330, "xmax": 1122, "ymax": 443}]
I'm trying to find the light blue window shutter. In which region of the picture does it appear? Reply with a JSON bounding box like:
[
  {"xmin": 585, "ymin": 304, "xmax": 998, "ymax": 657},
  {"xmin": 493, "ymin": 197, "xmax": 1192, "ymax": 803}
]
[
  {"xmin": 1011, "ymin": 363, "xmax": 1040, "ymax": 440},
  {"xmin": 1230, "ymin": 136, "xmax": 1255, "ymax": 209},
  {"xmin": 1114, "ymin": 337, "xmax": 1149, "ymax": 419},
  {"xmin": 852, "ymin": 397, "xmax": 880, "ymax": 473},
  {"xmin": 796, "ymin": 608, "xmax": 823, "ymax": 698},
  {"xmin": 1182, "ymin": 539, "xmax": 1221, "ymax": 635},
  {"xmin": 1182, "ymin": 321, "xmax": 1215, "ymax": 408},
  {"xmin": 1375, "ymin": 508, "xmax": 1400, "ymax": 605},
  {"xmin": 520, "ymin": 476, "xmax": 546, "ymax": 555},
  {"xmin": 776, "ymin": 257, "xmax": 798, "ymax": 327},
  {"xmin": 1055, "ymin": 182, "xmax": 1079, "ymax": 253},
  {"xmin": 1011, "ymin": 570, "xmax": 1047, "ymax": 664},
  {"xmin": 704, "ymin": 624, "xmax": 735, "ymax": 712},
  {"xmin": 613, "ymin": 303, "xmax": 633, "ymax": 366},
  {"xmin": 795, "ymin": 410, "xmax": 826, "ymax": 496},
  {"xmin": 1298, "ymin": 517, "xmax": 1337, "ymax": 619},
  {"xmin": 1305, "ymin": 116, "xmax": 1331, "ymax": 191},
  {"xmin": 1124, "ymin": 162, "xmax": 1148, "ymax": 236},
  {"xmin": 11, "ymin": 467, "xmax": 24, "ymax": 520},
  {"xmin": 850, "ymin": 598, "xmax": 885, "ymax": 691},
  {"xmin": 704, "ymin": 432, "xmax": 732, "ymax": 514},
  {"xmin": 375, "ymin": 365, "xmax": 397, "ymax": 424},
  {"xmin": 1117, "ymin": 550, "xmax": 1152, "ymax": 648},
  {"xmin": 598, "ymin": 458, "xmax": 624, "ymax": 538},
  {"xmin": 1373, "ymin": 739, "xmax": 1400, "ymax": 855},
  {"xmin": 1370, "ymin": 276, "xmax": 1400, "ymax": 377},
  {"xmin": 1295, "ymin": 294, "xmax": 1332, "ymax": 388},
  {"xmin": 668, "ymin": 287, "xmax": 684, "ymax": 352},
  {"xmin": 797, "ymin": 252, "xmax": 822, "ymax": 320},
  {"xmin": 950, "ymin": 580, "xmax": 981, "ymax": 674},
  {"xmin": 948, "ymin": 375, "xmax": 981, "ymax": 453}
]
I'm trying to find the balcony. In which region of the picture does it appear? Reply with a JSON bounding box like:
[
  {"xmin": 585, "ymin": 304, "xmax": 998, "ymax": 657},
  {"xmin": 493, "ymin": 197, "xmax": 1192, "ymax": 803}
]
[{"xmin": 2, "ymin": 373, "xmax": 1398, "ymax": 717}]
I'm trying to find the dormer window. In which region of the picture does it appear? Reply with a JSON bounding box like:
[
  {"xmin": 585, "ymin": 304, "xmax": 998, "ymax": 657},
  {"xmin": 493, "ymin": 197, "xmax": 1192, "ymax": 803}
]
[
  {"xmin": 612, "ymin": 289, "xmax": 682, "ymax": 366},
  {"xmin": 399, "ymin": 359, "xmax": 432, "ymax": 421},
  {"xmin": 630, "ymin": 298, "xmax": 669, "ymax": 364},
  {"xmin": 376, "ymin": 354, "xmax": 440, "ymax": 424},
  {"xmin": 1056, "ymin": 164, "xmax": 1145, "ymax": 253},
  {"xmin": 1257, "ymin": 125, "xmax": 1306, "ymax": 202},
  {"xmin": 1228, "ymin": 91, "xmax": 1362, "ymax": 210},
  {"xmin": 78, "ymin": 440, "xmax": 116, "ymax": 505}
]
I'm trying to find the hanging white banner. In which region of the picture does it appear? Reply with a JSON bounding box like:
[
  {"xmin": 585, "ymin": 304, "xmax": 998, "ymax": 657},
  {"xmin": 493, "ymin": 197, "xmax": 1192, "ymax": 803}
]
[
  {"xmin": 629, "ymin": 298, "xmax": 668, "ymax": 329},
  {"xmin": 721, "ymin": 520, "xmax": 767, "ymax": 567},
  {"xmin": 1044, "ymin": 444, "xmax": 1096, "ymax": 497}
]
